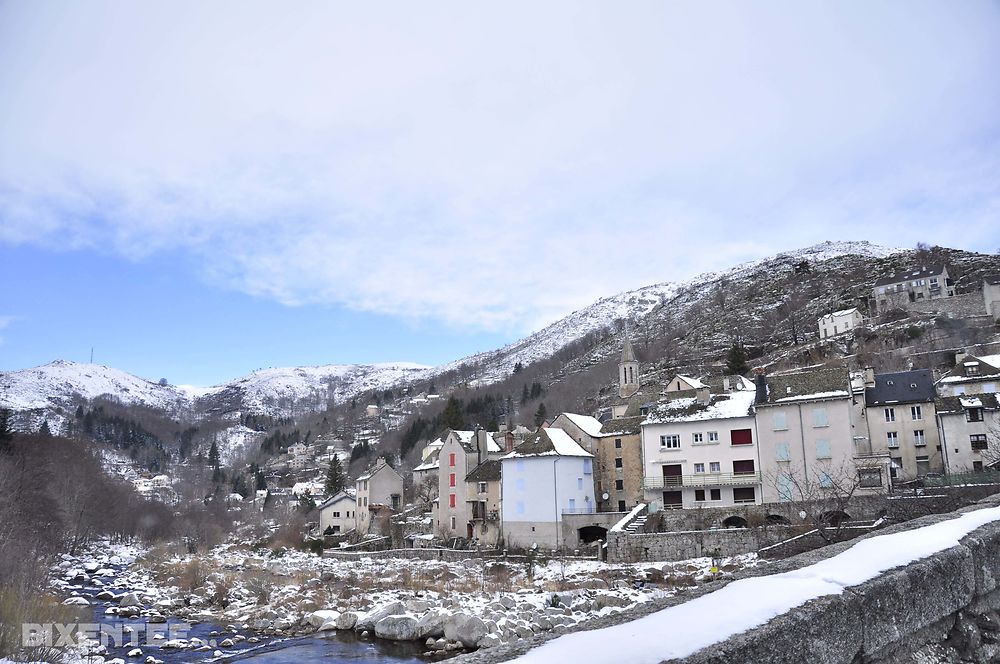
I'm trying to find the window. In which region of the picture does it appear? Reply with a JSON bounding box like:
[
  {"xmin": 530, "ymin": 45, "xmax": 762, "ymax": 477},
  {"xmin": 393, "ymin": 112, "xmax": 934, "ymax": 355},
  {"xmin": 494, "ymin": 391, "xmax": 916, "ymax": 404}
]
[
  {"xmin": 614, "ymin": 457, "xmax": 623, "ymax": 468},
  {"xmin": 859, "ymin": 469, "xmax": 883, "ymax": 488},
  {"xmin": 777, "ymin": 474, "xmax": 794, "ymax": 501},
  {"xmin": 971, "ymin": 434, "xmax": 988, "ymax": 451},
  {"xmin": 968, "ymin": 408, "xmax": 984, "ymax": 422},
  {"xmin": 449, "ymin": 494, "xmax": 456, "ymax": 508},
  {"xmin": 568, "ymin": 498, "xmax": 576, "ymax": 511},
  {"xmin": 973, "ymin": 460, "xmax": 984, "ymax": 472},
  {"xmin": 772, "ymin": 412, "xmax": 787, "ymax": 430},
  {"xmin": 449, "ymin": 453, "xmax": 456, "ymax": 467},
  {"xmin": 915, "ymin": 455, "xmax": 930, "ymax": 476},
  {"xmin": 693, "ymin": 432, "xmax": 704, "ymax": 444},
  {"xmin": 710, "ymin": 489, "xmax": 721, "ymax": 501},
  {"xmin": 733, "ymin": 459, "xmax": 755, "ymax": 475},
  {"xmin": 615, "ymin": 479, "xmax": 624, "ymax": 490},
  {"xmin": 450, "ymin": 516, "xmax": 456, "ymax": 529},
  {"xmin": 583, "ymin": 458, "xmax": 593, "ymax": 475},
  {"xmin": 966, "ymin": 364, "xmax": 981, "ymax": 377},
  {"xmin": 332, "ymin": 511, "xmax": 340, "ymax": 518},
  {"xmin": 515, "ymin": 478, "xmax": 525, "ymax": 491},
  {"xmin": 733, "ymin": 487, "xmax": 756, "ymax": 503},
  {"xmin": 911, "ymin": 405, "xmax": 923, "ymax": 420},
  {"xmin": 884, "ymin": 407, "xmax": 895, "ymax": 423},
  {"xmin": 913, "ymin": 430, "xmax": 926, "ymax": 446},
  {"xmin": 813, "ymin": 408, "xmax": 828, "ymax": 427},
  {"xmin": 818, "ymin": 471, "xmax": 833, "ymax": 488},
  {"xmin": 614, "ymin": 438, "xmax": 622, "ymax": 449},
  {"xmin": 577, "ymin": 477, "xmax": 583, "ymax": 490},
  {"xmin": 890, "ymin": 456, "xmax": 902, "ymax": 479},
  {"xmin": 660, "ymin": 434, "xmax": 681, "ymax": 449},
  {"xmin": 708, "ymin": 431, "xmax": 719, "ymax": 443},
  {"xmin": 694, "ymin": 489, "xmax": 706, "ymax": 502},
  {"xmin": 449, "ymin": 473, "xmax": 456, "ymax": 487},
  {"xmin": 731, "ymin": 429, "xmax": 753, "ymax": 445},
  {"xmin": 516, "ymin": 459, "xmax": 525, "ymax": 472},
  {"xmin": 709, "ymin": 462, "xmax": 721, "ymax": 473},
  {"xmin": 775, "ymin": 442, "xmax": 791, "ymax": 461},
  {"xmin": 516, "ymin": 500, "xmax": 525, "ymax": 514},
  {"xmin": 815, "ymin": 440, "xmax": 831, "ymax": 459},
  {"xmin": 693, "ymin": 463, "xmax": 705, "ymax": 473},
  {"xmin": 887, "ymin": 432, "xmax": 899, "ymax": 448},
  {"xmin": 331, "ymin": 525, "xmax": 340, "ymax": 533},
  {"xmin": 618, "ymin": 500, "xmax": 627, "ymax": 511}
]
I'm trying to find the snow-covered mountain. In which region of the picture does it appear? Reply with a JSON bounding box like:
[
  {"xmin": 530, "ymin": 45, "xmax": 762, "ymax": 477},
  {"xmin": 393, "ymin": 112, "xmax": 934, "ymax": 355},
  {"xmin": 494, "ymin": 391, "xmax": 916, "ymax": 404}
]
[{"xmin": 0, "ymin": 240, "xmax": 912, "ymax": 430}]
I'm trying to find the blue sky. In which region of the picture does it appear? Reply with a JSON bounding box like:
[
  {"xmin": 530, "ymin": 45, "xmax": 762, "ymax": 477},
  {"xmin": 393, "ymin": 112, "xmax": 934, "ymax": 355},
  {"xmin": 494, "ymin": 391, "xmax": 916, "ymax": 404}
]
[{"xmin": 1, "ymin": 2, "xmax": 999, "ymax": 385}]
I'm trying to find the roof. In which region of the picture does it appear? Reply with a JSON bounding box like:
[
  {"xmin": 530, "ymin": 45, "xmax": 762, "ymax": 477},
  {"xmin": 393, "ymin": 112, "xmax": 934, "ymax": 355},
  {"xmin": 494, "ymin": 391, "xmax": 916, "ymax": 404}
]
[
  {"xmin": 985, "ymin": 275, "xmax": 1000, "ymax": 286},
  {"xmin": 642, "ymin": 389, "xmax": 756, "ymax": 425},
  {"xmin": 864, "ymin": 369, "xmax": 935, "ymax": 405},
  {"xmin": 621, "ymin": 335, "xmax": 637, "ymax": 363},
  {"xmin": 413, "ymin": 448, "xmax": 440, "ymax": 472},
  {"xmin": 874, "ymin": 264, "xmax": 947, "ymax": 286},
  {"xmin": 757, "ymin": 368, "xmax": 851, "ymax": 405},
  {"xmin": 356, "ymin": 458, "xmax": 403, "ymax": 482},
  {"xmin": 465, "ymin": 459, "xmax": 501, "ymax": 483},
  {"xmin": 676, "ymin": 375, "xmax": 708, "ymax": 389},
  {"xmin": 819, "ymin": 307, "xmax": 861, "ymax": 319},
  {"xmin": 558, "ymin": 413, "xmax": 604, "ymax": 438},
  {"xmin": 936, "ymin": 394, "xmax": 1000, "ymax": 415},
  {"xmin": 599, "ymin": 416, "xmax": 643, "ymax": 436},
  {"xmin": 503, "ymin": 427, "xmax": 593, "ymax": 459},
  {"xmin": 317, "ymin": 490, "xmax": 356, "ymax": 510},
  {"xmin": 937, "ymin": 355, "xmax": 1000, "ymax": 385}
]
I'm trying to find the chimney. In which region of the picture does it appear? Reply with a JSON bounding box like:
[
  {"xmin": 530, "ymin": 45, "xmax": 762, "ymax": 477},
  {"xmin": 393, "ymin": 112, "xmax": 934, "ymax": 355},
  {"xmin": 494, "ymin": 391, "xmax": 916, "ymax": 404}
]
[
  {"xmin": 695, "ymin": 386, "xmax": 711, "ymax": 404},
  {"xmin": 753, "ymin": 367, "xmax": 767, "ymax": 404},
  {"xmin": 863, "ymin": 367, "xmax": 875, "ymax": 387},
  {"xmin": 955, "ymin": 350, "xmax": 968, "ymax": 366},
  {"xmin": 475, "ymin": 428, "xmax": 488, "ymax": 465},
  {"xmin": 504, "ymin": 431, "xmax": 515, "ymax": 454}
]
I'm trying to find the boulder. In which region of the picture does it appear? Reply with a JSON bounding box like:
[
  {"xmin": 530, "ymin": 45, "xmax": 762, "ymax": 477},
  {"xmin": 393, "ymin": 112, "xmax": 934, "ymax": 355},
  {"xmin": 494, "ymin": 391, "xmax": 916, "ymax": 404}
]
[
  {"xmin": 444, "ymin": 613, "xmax": 488, "ymax": 648},
  {"xmin": 477, "ymin": 634, "xmax": 502, "ymax": 649},
  {"xmin": 405, "ymin": 599, "xmax": 432, "ymax": 613},
  {"xmin": 594, "ymin": 594, "xmax": 630, "ymax": 610},
  {"xmin": 335, "ymin": 611, "xmax": 361, "ymax": 630},
  {"xmin": 306, "ymin": 610, "xmax": 341, "ymax": 628},
  {"xmin": 355, "ymin": 601, "xmax": 405, "ymax": 631},
  {"xmin": 375, "ymin": 615, "xmax": 421, "ymax": 641},
  {"xmin": 63, "ymin": 597, "xmax": 90, "ymax": 606},
  {"xmin": 96, "ymin": 590, "xmax": 117, "ymax": 601},
  {"xmin": 415, "ymin": 608, "xmax": 451, "ymax": 639},
  {"xmin": 126, "ymin": 648, "xmax": 142, "ymax": 658},
  {"xmin": 118, "ymin": 592, "xmax": 141, "ymax": 608},
  {"xmin": 498, "ymin": 596, "xmax": 516, "ymax": 610}
]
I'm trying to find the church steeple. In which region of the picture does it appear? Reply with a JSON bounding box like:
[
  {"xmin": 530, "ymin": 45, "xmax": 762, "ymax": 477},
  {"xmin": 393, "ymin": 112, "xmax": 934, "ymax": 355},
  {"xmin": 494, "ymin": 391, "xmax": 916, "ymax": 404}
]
[{"xmin": 619, "ymin": 331, "xmax": 639, "ymax": 399}]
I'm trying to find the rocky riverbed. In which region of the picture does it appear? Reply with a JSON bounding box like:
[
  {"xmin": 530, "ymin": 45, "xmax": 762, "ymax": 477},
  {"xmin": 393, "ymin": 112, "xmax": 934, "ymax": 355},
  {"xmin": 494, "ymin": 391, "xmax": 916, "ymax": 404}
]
[{"xmin": 49, "ymin": 542, "xmax": 762, "ymax": 660}]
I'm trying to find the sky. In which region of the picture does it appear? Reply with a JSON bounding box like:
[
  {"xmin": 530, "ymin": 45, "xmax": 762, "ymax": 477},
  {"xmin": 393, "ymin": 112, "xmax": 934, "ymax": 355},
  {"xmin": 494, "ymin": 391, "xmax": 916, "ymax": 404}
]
[{"xmin": 1, "ymin": 1, "xmax": 999, "ymax": 386}]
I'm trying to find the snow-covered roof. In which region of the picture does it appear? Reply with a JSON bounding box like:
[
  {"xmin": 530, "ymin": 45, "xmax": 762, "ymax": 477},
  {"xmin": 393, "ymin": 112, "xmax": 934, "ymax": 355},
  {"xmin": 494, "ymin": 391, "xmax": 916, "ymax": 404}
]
[
  {"xmin": 960, "ymin": 396, "xmax": 984, "ymax": 408},
  {"xmin": 317, "ymin": 491, "xmax": 356, "ymax": 510},
  {"xmin": 773, "ymin": 390, "xmax": 851, "ymax": 403},
  {"xmin": 413, "ymin": 457, "xmax": 440, "ymax": 472},
  {"xmin": 677, "ymin": 375, "xmax": 707, "ymax": 389},
  {"xmin": 820, "ymin": 307, "xmax": 861, "ymax": 319},
  {"xmin": 559, "ymin": 413, "xmax": 604, "ymax": 438},
  {"xmin": 503, "ymin": 427, "xmax": 592, "ymax": 459},
  {"xmin": 642, "ymin": 390, "xmax": 755, "ymax": 425}
]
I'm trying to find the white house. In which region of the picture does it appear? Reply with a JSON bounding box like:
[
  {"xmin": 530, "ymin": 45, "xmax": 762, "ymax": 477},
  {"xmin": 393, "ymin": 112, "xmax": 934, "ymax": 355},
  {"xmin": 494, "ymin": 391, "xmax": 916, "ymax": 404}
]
[
  {"xmin": 500, "ymin": 427, "xmax": 594, "ymax": 550},
  {"xmin": 936, "ymin": 394, "xmax": 1000, "ymax": 474},
  {"xmin": 640, "ymin": 386, "xmax": 760, "ymax": 512},
  {"xmin": 317, "ymin": 491, "xmax": 357, "ymax": 535},
  {"xmin": 937, "ymin": 354, "xmax": 1000, "ymax": 397},
  {"xmin": 817, "ymin": 308, "xmax": 863, "ymax": 339}
]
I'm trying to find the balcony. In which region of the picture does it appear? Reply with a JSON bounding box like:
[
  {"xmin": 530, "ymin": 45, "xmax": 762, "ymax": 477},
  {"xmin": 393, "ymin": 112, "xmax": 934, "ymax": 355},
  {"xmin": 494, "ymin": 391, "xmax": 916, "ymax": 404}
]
[
  {"xmin": 643, "ymin": 472, "xmax": 761, "ymax": 489},
  {"xmin": 561, "ymin": 506, "xmax": 597, "ymax": 514}
]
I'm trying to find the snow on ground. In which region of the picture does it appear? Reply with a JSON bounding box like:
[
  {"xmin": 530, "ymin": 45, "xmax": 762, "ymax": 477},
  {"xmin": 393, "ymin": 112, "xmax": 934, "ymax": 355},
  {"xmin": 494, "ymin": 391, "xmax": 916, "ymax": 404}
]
[{"xmin": 512, "ymin": 504, "xmax": 1000, "ymax": 664}]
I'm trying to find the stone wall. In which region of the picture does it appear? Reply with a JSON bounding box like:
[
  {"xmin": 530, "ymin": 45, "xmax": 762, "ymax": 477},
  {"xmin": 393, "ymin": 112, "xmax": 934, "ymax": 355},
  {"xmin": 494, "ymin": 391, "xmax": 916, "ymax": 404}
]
[
  {"xmin": 323, "ymin": 547, "xmax": 503, "ymax": 562},
  {"xmin": 906, "ymin": 291, "xmax": 987, "ymax": 318},
  {"xmin": 607, "ymin": 527, "xmax": 786, "ymax": 563},
  {"xmin": 453, "ymin": 492, "xmax": 1000, "ymax": 664}
]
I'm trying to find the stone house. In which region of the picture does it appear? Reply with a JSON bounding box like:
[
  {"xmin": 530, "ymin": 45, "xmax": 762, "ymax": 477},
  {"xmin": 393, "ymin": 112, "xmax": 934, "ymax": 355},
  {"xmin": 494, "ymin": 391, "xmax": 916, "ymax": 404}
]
[
  {"xmin": 985, "ymin": 277, "xmax": 1000, "ymax": 320},
  {"xmin": 317, "ymin": 490, "xmax": 356, "ymax": 535},
  {"xmin": 862, "ymin": 368, "xmax": 943, "ymax": 481},
  {"xmin": 464, "ymin": 459, "xmax": 502, "ymax": 546},
  {"xmin": 754, "ymin": 368, "xmax": 889, "ymax": 504},
  {"xmin": 937, "ymin": 353, "xmax": 1000, "ymax": 397},
  {"xmin": 640, "ymin": 384, "xmax": 761, "ymax": 512},
  {"xmin": 663, "ymin": 374, "xmax": 708, "ymax": 393},
  {"xmin": 936, "ymin": 394, "xmax": 1000, "ymax": 474},
  {"xmin": 552, "ymin": 412, "xmax": 644, "ymax": 514},
  {"xmin": 817, "ymin": 307, "xmax": 863, "ymax": 339},
  {"xmin": 354, "ymin": 457, "xmax": 403, "ymax": 534},
  {"xmin": 872, "ymin": 265, "xmax": 954, "ymax": 313},
  {"xmin": 500, "ymin": 427, "xmax": 595, "ymax": 550}
]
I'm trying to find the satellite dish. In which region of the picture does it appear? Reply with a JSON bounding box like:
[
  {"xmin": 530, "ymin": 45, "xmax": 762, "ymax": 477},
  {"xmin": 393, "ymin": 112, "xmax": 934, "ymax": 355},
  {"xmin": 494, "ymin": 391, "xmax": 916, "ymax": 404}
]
[{"xmin": 602, "ymin": 492, "xmax": 610, "ymax": 501}]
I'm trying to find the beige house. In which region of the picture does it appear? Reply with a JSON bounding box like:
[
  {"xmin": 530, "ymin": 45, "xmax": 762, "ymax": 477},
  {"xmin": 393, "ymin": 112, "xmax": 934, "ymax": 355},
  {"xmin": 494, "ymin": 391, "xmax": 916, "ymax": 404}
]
[
  {"xmin": 434, "ymin": 429, "xmax": 504, "ymax": 540},
  {"xmin": 464, "ymin": 459, "xmax": 502, "ymax": 546},
  {"xmin": 817, "ymin": 308, "xmax": 863, "ymax": 339},
  {"xmin": 317, "ymin": 491, "xmax": 356, "ymax": 535},
  {"xmin": 985, "ymin": 277, "xmax": 1000, "ymax": 320},
  {"xmin": 873, "ymin": 265, "xmax": 953, "ymax": 313},
  {"xmin": 936, "ymin": 394, "xmax": 1000, "ymax": 474},
  {"xmin": 937, "ymin": 354, "xmax": 1000, "ymax": 397},
  {"xmin": 640, "ymin": 385, "xmax": 761, "ymax": 512},
  {"xmin": 663, "ymin": 374, "xmax": 708, "ymax": 393},
  {"xmin": 754, "ymin": 368, "xmax": 889, "ymax": 504},
  {"xmin": 862, "ymin": 368, "xmax": 942, "ymax": 480},
  {"xmin": 354, "ymin": 457, "xmax": 403, "ymax": 534}
]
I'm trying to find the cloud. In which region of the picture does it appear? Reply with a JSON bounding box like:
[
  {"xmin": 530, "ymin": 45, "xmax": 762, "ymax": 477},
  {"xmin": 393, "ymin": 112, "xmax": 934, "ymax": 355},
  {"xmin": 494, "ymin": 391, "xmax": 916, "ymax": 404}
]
[{"xmin": 0, "ymin": 1, "xmax": 999, "ymax": 331}]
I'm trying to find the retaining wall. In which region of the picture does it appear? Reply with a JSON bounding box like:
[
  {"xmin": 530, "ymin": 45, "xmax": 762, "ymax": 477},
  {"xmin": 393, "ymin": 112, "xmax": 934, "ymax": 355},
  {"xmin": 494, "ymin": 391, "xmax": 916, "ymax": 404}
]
[{"xmin": 455, "ymin": 492, "xmax": 1000, "ymax": 664}]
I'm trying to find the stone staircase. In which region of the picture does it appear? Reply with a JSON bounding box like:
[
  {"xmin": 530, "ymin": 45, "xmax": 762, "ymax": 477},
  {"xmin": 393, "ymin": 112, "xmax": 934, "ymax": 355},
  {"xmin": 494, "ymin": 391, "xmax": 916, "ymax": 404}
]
[{"xmin": 624, "ymin": 514, "xmax": 647, "ymax": 534}]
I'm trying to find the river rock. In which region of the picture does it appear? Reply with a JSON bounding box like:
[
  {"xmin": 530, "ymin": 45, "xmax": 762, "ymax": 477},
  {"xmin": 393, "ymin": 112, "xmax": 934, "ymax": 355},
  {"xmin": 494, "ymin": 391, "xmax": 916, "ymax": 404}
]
[
  {"xmin": 336, "ymin": 611, "xmax": 360, "ymax": 630},
  {"xmin": 63, "ymin": 597, "xmax": 90, "ymax": 606},
  {"xmin": 405, "ymin": 599, "xmax": 432, "ymax": 613},
  {"xmin": 127, "ymin": 648, "xmax": 142, "ymax": 658},
  {"xmin": 219, "ymin": 638, "xmax": 234, "ymax": 647},
  {"xmin": 306, "ymin": 610, "xmax": 341, "ymax": 628},
  {"xmin": 444, "ymin": 614, "xmax": 487, "ymax": 648},
  {"xmin": 355, "ymin": 601, "xmax": 405, "ymax": 631},
  {"xmin": 498, "ymin": 596, "xmax": 516, "ymax": 610},
  {"xmin": 477, "ymin": 633, "xmax": 502, "ymax": 649},
  {"xmin": 594, "ymin": 593, "xmax": 630, "ymax": 610},
  {"xmin": 415, "ymin": 608, "xmax": 450, "ymax": 639},
  {"xmin": 119, "ymin": 592, "xmax": 141, "ymax": 608},
  {"xmin": 374, "ymin": 615, "xmax": 421, "ymax": 641}
]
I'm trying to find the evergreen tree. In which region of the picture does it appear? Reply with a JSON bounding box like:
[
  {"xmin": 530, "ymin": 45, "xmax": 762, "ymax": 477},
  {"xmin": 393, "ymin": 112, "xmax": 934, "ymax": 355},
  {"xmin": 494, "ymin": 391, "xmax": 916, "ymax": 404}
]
[
  {"xmin": 521, "ymin": 384, "xmax": 530, "ymax": 405},
  {"xmin": 38, "ymin": 420, "xmax": 52, "ymax": 437},
  {"xmin": 534, "ymin": 402, "xmax": 548, "ymax": 427},
  {"xmin": 255, "ymin": 468, "xmax": 267, "ymax": 491},
  {"xmin": 725, "ymin": 342, "xmax": 750, "ymax": 375},
  {"xmin": 513, "ymin": 362, "xmax": 523, "ymax": 374},
  {"xmin": 209, "ymin": 440, "xmax": 222, "ymax": 482},
  {"xmin": 75, "ymin": 405, "xmax": 85, "ymax": 419},
  {"xmin": 297, "ymin": 492, "xmax": 316, "ymax": 513},
  {"xmin": 440, "ymin": 396, "xmax": 465, "ymax": 431},
  {"xmin": 0, "ymin": 408, "xmax": 13, "ymax": 454},
  {"xmin": 324, "ymin": 455, "xmax": 346, "ymax": 496}
]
